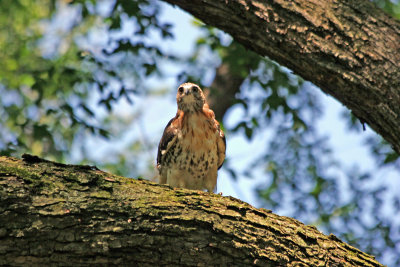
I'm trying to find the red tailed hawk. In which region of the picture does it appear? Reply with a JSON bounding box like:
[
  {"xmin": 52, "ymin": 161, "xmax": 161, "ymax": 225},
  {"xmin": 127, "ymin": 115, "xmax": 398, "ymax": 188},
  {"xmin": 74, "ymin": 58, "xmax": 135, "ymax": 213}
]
[{"xmin": 157, "ymin": 82, "xmax": 226, "ymax": 192}]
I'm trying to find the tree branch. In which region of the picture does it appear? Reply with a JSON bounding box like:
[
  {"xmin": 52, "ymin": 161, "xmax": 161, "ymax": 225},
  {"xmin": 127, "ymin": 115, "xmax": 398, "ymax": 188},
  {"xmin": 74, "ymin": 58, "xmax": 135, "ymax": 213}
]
[
  {"xmin": 163, "ymin": 0, "xmax": 400, "ymax": 154},
  {"xmin": 0, "ymin": 155, "xmax": 382, "ymax": 266}
]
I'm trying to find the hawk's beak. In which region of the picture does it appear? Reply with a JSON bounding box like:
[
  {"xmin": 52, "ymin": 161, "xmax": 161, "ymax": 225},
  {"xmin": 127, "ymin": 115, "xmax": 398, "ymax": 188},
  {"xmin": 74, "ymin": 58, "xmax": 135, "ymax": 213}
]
[{"xmin": 184, "ymin": 89, "xmax": 190, "ymax": 96}]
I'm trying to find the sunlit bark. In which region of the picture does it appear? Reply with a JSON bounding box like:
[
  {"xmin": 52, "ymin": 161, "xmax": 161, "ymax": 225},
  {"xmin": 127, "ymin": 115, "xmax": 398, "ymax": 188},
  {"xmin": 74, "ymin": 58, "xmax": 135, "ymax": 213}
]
[{"xmin": 0, "ymin": 155, "xmax": 383, "ymax": 266}]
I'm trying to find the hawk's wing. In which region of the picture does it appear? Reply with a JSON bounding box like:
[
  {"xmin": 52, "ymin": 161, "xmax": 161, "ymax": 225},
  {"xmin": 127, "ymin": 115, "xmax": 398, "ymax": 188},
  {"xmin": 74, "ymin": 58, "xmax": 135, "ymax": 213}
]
[
  {"xmin": 157, "ymin": 118, "xmax": 178, "ymax": 169},
  {"xmin": 217, "ymin": 129, "xmax": 226, "ymax": 170}
]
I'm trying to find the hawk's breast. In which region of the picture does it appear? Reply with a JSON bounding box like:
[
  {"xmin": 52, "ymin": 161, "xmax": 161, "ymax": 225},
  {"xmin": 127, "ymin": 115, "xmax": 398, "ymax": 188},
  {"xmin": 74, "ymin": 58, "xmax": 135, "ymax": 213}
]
[{"xmin": 170, "ymin": 112, "xmax": 219, "ymax": 179}]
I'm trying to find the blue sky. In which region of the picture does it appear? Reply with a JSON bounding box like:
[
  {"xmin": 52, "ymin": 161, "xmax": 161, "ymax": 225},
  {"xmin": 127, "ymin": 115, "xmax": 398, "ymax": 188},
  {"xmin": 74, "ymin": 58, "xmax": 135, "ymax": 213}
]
[
  {"xmin": 74, "ymin": 2, "xmax": 400, "ymax": 212},
  {"xmin": 30, "ymin": 1, "xmax": 399, "ymax": 264},
  {"xmin": 141, "ymin": 3, "xmax": 400, "ymax": 207}
]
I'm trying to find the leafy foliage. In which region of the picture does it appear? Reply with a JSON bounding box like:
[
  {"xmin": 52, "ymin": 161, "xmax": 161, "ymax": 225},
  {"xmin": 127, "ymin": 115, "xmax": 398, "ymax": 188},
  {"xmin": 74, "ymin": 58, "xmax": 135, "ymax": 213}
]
[
  {"xmin": 0, "ymin": 0, "xmax": 171, "ymax": 163},
  {"xmin": 0, "ymin": 0, "xmax": 399, "ymax": 265}
]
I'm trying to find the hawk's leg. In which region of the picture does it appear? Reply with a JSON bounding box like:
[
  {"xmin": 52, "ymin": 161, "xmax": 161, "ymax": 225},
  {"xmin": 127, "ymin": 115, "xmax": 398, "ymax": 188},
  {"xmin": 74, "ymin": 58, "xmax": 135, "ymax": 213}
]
[{"xmin": 203, "ymin": 165, "xmax": 218, "ymax": 193}]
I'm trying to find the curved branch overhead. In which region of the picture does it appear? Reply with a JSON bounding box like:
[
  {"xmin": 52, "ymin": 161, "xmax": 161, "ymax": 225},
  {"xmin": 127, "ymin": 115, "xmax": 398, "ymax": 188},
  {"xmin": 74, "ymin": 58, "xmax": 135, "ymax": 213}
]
[
  {"xmin": 163, "ymin": 0, "xmax": 400, "ymax": 154},
  {"xmin": 0, "ymin": 155, "xmax": 383, "ymax": 265}
]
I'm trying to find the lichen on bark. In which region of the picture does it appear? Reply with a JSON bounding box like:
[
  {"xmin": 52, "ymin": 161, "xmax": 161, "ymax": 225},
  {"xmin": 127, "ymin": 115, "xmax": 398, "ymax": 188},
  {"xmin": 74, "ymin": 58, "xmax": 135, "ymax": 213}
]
[{"xmin": 0, "ymin": 155, "xmax": 382, "ymax": 266}]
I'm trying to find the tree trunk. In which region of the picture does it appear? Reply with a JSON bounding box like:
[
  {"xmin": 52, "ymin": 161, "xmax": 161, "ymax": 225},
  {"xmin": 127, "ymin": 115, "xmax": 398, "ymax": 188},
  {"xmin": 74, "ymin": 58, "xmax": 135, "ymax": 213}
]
[
  {"xmin": 207, "ymin": 63, "xmax": 247, "ymax": 121},
  {"xmin": 0, "ymin": 154, "xmax": 382, "ymax": 266},
  {"xmin": 163, "ymin": 0, "xmax": 400, "ymax": 154}
]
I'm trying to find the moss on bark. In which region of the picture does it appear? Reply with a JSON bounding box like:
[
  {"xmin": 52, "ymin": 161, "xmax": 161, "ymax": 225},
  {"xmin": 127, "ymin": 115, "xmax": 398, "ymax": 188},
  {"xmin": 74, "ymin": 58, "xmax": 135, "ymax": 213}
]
[{"xmin": 0, "ymin": 154, "xmax": 382, "ymax": 266}]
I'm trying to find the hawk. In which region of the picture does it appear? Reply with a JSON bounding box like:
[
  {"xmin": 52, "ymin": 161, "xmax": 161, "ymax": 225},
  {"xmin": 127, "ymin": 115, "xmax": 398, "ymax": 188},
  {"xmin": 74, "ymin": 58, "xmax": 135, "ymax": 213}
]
[{"xmin": 157, "ymin": 82, "xmax": 226, "ymax": 192}]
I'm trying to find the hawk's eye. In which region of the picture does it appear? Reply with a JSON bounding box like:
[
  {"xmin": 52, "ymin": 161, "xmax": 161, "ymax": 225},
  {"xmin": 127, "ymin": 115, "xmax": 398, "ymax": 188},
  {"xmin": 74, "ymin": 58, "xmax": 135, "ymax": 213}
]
[
  {"xmin": 192, "ymin": 86, "xmax": 198, "ymax": 93},
  {"xmin": 178, "ymin": 87, "xmax": 184, "ymax": 94}
]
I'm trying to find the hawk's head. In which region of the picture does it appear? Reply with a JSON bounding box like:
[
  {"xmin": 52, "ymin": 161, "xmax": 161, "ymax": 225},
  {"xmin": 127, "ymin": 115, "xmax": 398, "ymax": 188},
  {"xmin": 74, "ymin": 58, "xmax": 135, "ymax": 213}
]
[{"xmin": 176, "ymin": 82, "xmax": 206, "ymax": 113}]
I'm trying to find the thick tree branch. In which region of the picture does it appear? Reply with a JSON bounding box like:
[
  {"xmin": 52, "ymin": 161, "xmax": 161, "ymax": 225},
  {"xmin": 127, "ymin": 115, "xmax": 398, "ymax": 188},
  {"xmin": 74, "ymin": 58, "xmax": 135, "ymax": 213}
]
[
  {"xmin": 163, "ymin": 0, "xmax": 400, "ymax": 154},
  {"xmin": 0, "ymin": 155, "xmax": 382, "ymax": 266}
]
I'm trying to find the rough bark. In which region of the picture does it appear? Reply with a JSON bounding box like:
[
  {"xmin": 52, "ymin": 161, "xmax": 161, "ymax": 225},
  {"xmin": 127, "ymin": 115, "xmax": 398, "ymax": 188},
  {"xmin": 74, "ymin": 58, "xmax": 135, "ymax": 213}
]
[
  {"xmin": 163, "ymin": 0, "xmax": 400, "ymax": 154},
  {"xmin": 0, "ymin": 154, "xmax": 382, "ymax": 266}
]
